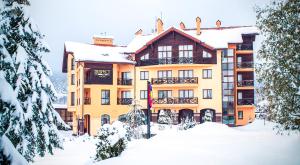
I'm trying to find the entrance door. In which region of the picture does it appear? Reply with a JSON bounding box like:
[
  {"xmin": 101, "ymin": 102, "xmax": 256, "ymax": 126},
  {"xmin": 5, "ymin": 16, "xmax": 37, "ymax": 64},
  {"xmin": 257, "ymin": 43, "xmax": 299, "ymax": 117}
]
[{"xmin": 84, "ymin": 114, "xmax": 90, "ymax": 135}]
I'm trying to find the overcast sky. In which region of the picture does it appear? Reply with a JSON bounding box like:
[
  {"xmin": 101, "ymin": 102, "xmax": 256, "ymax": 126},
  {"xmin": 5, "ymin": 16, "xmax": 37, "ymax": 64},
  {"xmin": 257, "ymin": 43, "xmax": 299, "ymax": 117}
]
[{"xmin": 29, "ymin": 0, "xmax": 271, "ymax": 73}]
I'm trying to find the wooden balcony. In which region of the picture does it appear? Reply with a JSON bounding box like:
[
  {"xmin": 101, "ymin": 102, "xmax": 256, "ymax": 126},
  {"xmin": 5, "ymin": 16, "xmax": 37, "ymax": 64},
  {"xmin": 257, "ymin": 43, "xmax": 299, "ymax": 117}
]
[
  {"xmin": 151, "ymin": 77, "xmax": 198, "ymax": 85},
  {"xmin": 84, "ymin": 97, "xmax": 91, "ymax": 105},
  {"xmin": 153, "ymin": 97, "xmax": 198, "ymax": 104},
  {"xmin": 236, "ymin": 43, "xmax": 253, "ymax": 50},
  {"xmin": 237, "ymin": 80, "xmax": 254, "ymax": 87},
  {"xmin": 117, "ymin": 79, "xmax": 132, "ymax": 85},
  {"xmin": 117, "ymin": 98, "xmax": 133, "ymax": 105},
  {"xmin": 237, "ymin": 62, "xmax": 253, "ymax": 69},
  {"xmin": 237, "ymin": 98, "xmax": 254, "ymax": 105},
  {"xmin": 137, "ymin": 57, "xmax": 215, "ymax": 66}
]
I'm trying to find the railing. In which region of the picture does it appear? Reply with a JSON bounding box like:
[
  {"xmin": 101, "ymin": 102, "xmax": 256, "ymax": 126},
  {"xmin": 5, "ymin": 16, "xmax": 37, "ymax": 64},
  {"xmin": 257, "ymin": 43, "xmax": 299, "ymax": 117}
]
[
  {"xmin": 236, "ymin": 43, "xmax": 253, "ymax": 50},
  {"xmin": 153, "ymin": 97, "xmax": 198, "ymax": 104},
  {"xmin": 237, "ymin": 80, "xmax": 254, "ymax": 87},
  {"xmin": 237, "ymin": 98, "xmax": 254, "ymax": 105},
  {"xmin": 84, "ymin": 97, "xmax": 91, "ymax": 105},
  {"xmin": 117, "ymin": 98, "xmax": 133, "ymax": 105},
  {"xmin": 236, "ymin": 62, "xmax": 254, "ymax": 68},
  {"xmin": 151, "ymin": 77, "xmax": 198, "ymax": 85},
  {"xmin": 117, "ymin": 79, "xmax": 132, "ymax": 85},
  {"xmin": 137, "ymin": 57, "xmax": 215, "ymax": 66}
]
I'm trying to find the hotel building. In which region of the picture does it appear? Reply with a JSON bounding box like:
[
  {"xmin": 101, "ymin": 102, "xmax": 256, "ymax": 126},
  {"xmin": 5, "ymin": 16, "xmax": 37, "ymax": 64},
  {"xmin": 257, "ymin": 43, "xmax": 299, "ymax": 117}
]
[{"xmin": 62, "ymin": 17, "xmax": 258, "ymax": 135}]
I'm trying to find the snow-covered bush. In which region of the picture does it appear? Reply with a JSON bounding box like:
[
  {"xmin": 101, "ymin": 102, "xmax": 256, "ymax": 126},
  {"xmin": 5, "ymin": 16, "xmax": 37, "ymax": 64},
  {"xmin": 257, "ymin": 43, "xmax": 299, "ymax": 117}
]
[
  {"xmin": 202, "ymin": 110, "xmax": 213, "ymax": 122},
  {"xmin": 94, "ymin": 121, "xmax": 128, "ymax": 161},
  {"xmin": 178, "ymin": 117, "xmax": 197, "ymax": 130},
  {"xmin": 126, "ymin": 100, "xmax": 146, "ymax": 139},
  {"xmin": 157, "ymin": 110, "xmax": 173, "ymax": 125}
]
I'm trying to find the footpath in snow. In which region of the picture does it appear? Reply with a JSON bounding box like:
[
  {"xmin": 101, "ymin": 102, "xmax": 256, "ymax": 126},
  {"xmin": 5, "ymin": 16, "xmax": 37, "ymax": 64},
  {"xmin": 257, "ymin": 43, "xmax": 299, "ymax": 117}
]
[{"xmin": 33, "ymin": 120, "xmax": 300, "ymax": 165}]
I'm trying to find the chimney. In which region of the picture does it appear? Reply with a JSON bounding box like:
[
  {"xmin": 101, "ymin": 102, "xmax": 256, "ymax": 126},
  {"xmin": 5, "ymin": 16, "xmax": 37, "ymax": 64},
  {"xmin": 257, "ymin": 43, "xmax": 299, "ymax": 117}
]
[
  {"xmin": 179, "ymin": 22, "xmax": 186, "ymax": 30},
  {"xmin": 92, "ymin": 35, "xmax": 114, "ymax": 46},
  {"xmin": 196, "ymin": 17, "xmax": 201, "ymax": 35},
  {"xmin": 156, "ymin": 18, "xmax": 164, "ymax": 34},
  {"xmin": 135, "ymin": 29, "xmax": 143, "ymax": 36},
  {"xmin": 216, "ymin": 20, "xmax": 221, "ymax": 28}
]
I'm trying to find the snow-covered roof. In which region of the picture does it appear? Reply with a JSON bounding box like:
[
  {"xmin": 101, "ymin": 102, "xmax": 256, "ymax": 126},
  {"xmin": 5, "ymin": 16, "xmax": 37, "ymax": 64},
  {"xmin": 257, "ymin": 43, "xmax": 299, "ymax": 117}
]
[
  {"xmin": 64, "ymin": 41, "xmax": 135, "ymax": 64},
  {"xmin": 53, "ymin": 104, "xmax": 67, "ymax": 109},
  {"xmin": 93, "ymin": 35, "xmax": 114, "ymax": 39},
  {"xmin": 126, "ymin": 26, "xmax": 259, "ymax": 52}
]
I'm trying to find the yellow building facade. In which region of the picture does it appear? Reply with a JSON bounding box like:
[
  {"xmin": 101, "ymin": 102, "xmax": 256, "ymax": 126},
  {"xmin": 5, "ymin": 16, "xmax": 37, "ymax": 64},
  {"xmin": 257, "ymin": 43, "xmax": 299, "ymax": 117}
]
[{"xmin": 62, "ymin": 18, "xmax": 258, "ymax": 135}]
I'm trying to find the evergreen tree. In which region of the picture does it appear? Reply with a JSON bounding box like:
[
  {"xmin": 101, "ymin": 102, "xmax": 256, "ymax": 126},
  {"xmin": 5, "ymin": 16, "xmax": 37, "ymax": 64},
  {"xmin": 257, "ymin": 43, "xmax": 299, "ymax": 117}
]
[
  {"xmin": 256, "ymin": 0, "xmax": 300, "ymax": 132},
  {"xmin": 0, "ymin": 0, "xmax": 67, "ymax": 162},
  {"xmin": 126, "ymin": 100, "xmax": 146, "ymax": 139}
]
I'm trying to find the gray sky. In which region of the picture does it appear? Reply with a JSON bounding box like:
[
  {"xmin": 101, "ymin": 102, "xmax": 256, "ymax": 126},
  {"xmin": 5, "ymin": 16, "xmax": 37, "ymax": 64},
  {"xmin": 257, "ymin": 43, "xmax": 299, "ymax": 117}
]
[{"xmin": 30, "ymin": 0, "xmax": 270, "ymax": 73}]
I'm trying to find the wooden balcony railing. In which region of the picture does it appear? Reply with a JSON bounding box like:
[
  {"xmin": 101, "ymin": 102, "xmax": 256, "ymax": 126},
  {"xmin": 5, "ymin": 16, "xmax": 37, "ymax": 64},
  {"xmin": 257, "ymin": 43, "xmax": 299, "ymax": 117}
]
[
  {"xmin": 237, "ymin": 98, "xmax": 254, "ymax": 105},
  {"xmin": 151, "ymin": 77, "xmax": 198, "ymax": 85},
  {"xmin": 153, "ymin": 97, "xmax": 198, "ymax": 104},
  {"xmin": 237, "ymin": 80, "xmax": 254, "ymax": 87},
  {"xmin": 237, "ymin": 62, "xmax": 254, "ymax": 68},
  {"xmin": 84, "ymin": 97, "xmax": 91, "ymax": 105},
  {"xmin": 117, "ymin": 79, "xmax": 132, "ymax": 85},
  {"xmin": 236, "ymin": 43, "xmax": 253, "ymax": 50},
  {"xmin": 117, "ymin": 98, "xmax": 133, "ymax": 105},
  {"xmin": 137, "ymin": 57, "xmax": 215, "ymax": 66}
]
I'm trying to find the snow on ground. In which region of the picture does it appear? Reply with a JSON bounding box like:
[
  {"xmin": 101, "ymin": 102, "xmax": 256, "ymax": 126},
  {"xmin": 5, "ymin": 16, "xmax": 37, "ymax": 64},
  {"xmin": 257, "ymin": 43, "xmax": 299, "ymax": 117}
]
[{"xmin": 32, "ymin": 120, "xmax": 300, "ymax": 165}]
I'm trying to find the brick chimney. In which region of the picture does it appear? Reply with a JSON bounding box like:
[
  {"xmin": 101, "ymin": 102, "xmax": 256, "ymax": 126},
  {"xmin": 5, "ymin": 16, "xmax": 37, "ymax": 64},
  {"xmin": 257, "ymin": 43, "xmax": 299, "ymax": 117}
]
[
  {"xmin": 216, "ymin": 20, "xmax": 221, "ymax": 28},
  {"xmin": 135, "ymin": 29, "xmax": 143, "ymax": 36},
  {"xmin": 92, "ymin": 35, "xmax": 113, "ymax": 46},
  {"xmin": 156, "ymin": 18, "xmax": 164, "ymax": 34},
  {"xmin": 196, "ymin": 17, "xmax": 201, "ymax": 35},
  {"xmin": 179, "ymin": 22, "xmax": 186, "ymax": 30}
]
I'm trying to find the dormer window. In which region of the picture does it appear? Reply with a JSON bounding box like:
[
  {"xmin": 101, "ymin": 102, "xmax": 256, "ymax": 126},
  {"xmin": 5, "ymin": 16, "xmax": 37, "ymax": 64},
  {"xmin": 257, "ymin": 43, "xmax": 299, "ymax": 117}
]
[
  {"xmin": 158, "ymin": 46, "xmax": 172, "ymax": 64},
  {"xmin": 203, "ymin": 50, "xmax": 212, "ymax": 58},
  {"xmin": 179, "ymin": 45, "xmax": 193, "ymax": 63},
  {"xmin": 140, "ymin": 53, "xmax": 149, "ymax": 61}
]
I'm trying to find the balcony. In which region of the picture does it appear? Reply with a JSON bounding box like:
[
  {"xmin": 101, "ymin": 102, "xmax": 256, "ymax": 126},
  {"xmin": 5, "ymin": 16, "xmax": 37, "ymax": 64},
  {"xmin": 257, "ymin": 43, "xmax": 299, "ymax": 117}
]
[
  {"xmin": 84, "ymin": 97, "xmax": 91, "ymax": 105},
  {"xmin": 117, "ymin": 79, "xmax": 132, "ymax": 85},
  {"xmin": 137, "ymin": 57, "xmax": 215, "ymax": 66},
  {"xmin": 236, "ymin": 43, "xmax": 253, "ymax": 50},
  {"xmin": 117, "ymin": 98, "xmax": 133, "ymax": 105},
  {"xmin": 237, "ymin": 98, "xmax": 254, "ymax": 105},
  {"xmin": 237, "ymin": 62, "xmax": 254, "ymax": 68},
  {"xmin": 237, "ymin": 80, "xmax": 254, "ymax": 87},
  {"xmin": 153, "ymin": 97, "xmax": 198, "ymax": 104},
  {"xmin": 152, "ymin": 77, "xmax": 198, "ymax": 85}
]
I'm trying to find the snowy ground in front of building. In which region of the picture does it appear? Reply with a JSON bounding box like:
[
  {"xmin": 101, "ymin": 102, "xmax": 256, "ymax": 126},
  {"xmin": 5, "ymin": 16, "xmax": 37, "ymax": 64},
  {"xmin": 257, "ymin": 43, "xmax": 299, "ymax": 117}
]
[{"xmin": 32, "ymin": 120, "xmax": 300, "ymax": 165}]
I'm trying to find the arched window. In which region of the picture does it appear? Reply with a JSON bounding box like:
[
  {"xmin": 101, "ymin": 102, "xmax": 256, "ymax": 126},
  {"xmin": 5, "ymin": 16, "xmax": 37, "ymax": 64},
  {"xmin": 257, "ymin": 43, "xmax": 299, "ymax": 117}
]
[
  {"xmin": 101, "ymin": 114, "xmax": 110, "ymax": 126},
  {"xmin": 118, "ymin": 114, "xmax": 127, "ymax": 122}
]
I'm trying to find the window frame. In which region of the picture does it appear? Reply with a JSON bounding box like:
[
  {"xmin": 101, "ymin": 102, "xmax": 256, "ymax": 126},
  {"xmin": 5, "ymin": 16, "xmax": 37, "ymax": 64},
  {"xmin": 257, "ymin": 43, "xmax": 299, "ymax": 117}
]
[
  {"xmin": 70, "ymin": 92, "xmax": 75, "ymax": 106},
  {"xmin": 203, "ymin": 50, "xmax": 212, "ymax": 58},
  {"xmin": 157, "ymin": 70, "xmax": 172, "ymax": 78},
  {"xmin": 178, "ymin": 70, "xmax": 193, "ymax": 78},
  {"xmin": 140, "ymin": 90, "xmax": 148, "ymax": 100},
  {"xmin": 158, "ymin": 90, "xmax": 172, "ymax": 99},
  {"xmin": 101, "ymin": 90, "xmax": 110, "ymax": 105},
  {"xmin": 238, "ymin": 111, "xmax": 243, "ymax": 119},
  {"xmin": 203, "ymin": 89, "xmax": 212, "ymax": 99},
  {"xmin": 202, "ymin": 69, "xmax": 212, "ymax": 79},
  {"xmin": 140, "ymin": 71, "xmax": 149, "ymax": 80},
  {"xmin": 179, "ymin": 90, "xmax": 194, "ymax": 98},
  {"xmin": 71, "ymin": 74, "xmax": 75, "ymax": 85}
]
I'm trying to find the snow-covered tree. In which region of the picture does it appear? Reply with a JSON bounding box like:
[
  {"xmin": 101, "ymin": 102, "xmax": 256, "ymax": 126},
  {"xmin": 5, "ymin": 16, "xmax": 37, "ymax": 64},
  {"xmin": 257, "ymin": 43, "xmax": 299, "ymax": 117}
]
[
  {"xmin": 0, "ymin": 0, "xmax": 67, "ymax": 162},
  {"xmin": 126, "ymin": 99, "xmax": 146, "ymax": 139},
  {"xmin": 256, "ymin": 0, "xmax": 300, "ymax": 132},
  {"xmin": 202, "ymin": 110, "xmax": 213, "ymax": 122},
  {"xmin": 178, "ymin": 117, "xmax": 196, "ymax": 130},
  {"xmin": 157, "ymin": 110, "xmax": 173, "ymax": 125},
  {"xmin": 95, "ymin": 121, "xmax": 127, "ymax": 161}
]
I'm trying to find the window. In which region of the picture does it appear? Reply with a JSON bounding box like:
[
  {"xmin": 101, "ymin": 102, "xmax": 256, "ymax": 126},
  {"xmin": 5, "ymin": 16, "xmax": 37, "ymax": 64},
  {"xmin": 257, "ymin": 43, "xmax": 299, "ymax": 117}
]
[
  {"xmin": 203, "ymin": 50, "xmax": 212, "ymax": 58},
  {"xmin": 121, "ymin": 91, "xmax": 131, "ymax": 98},
  {"xmin": 140, "ymin": 53, "xmax": 149, "ymax": 61},
  {"xmin": 203, "ymin": 69, "xmax": 212, "ymax": 79},
  {"xmin": 179, "ymin": 90, "xmax": 194, "ymax": 98},
  {"xmin": 101, "ymin": 114, "xmax": 110, "ymax": 126},
  {"xmin": 238, "ymin": 111, "xmax": 243, "ymax": 119},
  {"xmin": 158, "ymin": 70, "xmax": 172, "ymax": 78},
  {"xmin": 101, "ymin": 90, "xmax": 110, "ymax": 105},
  {"xmin": 179, "ymin": 45, "xmax": 193, "ymax": 63},
  {"xmin": 121, "ymin": 72, "xmax": 131, "ymax": 79},
  {"xmin": 158, "ymin": 46, "xmax": 172, "ymax": 64},
  {"xmin": 203, "ymin": 89, "xmax": 212, "ymax": 99},
  {"xmin": 158, "ymin": 90, "xmax": 172, "ymax": 98},
  {"xmin": 140, "ymin": 90, "xmax": 147, "ymax": 99},
  {"xmin": 140, "ymin": 71, "xmax": 149, "ymax": 80},
  {"xmin": 179, "ymin": 70, "xmax": 193, "ymax": 78},
  {"xmin": 71, "ymin": 74, "xmax": 75, "ymax": 85},
  {"xmin": 70, "ymin": 92, "xmax": 75, "ymax": 106},
  {"xmin": 71, "ymin": 58, "xmax": 75, "ymax": 70}
]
